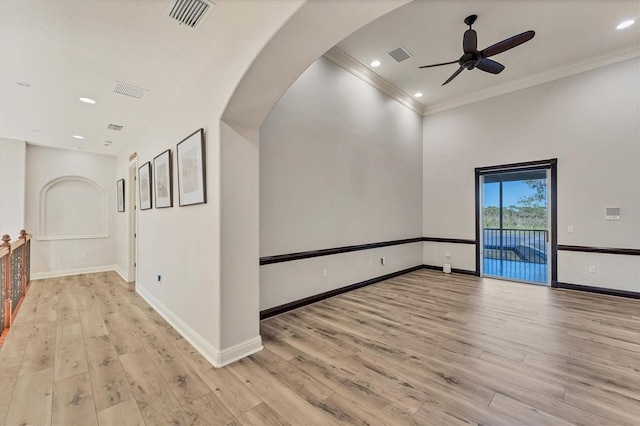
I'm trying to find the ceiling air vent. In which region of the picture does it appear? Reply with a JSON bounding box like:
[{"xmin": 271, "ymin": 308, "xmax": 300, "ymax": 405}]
[
  {"xmin": 166, "ymin": 0, "xmax": 215, "ymax": 30},
  {"xmin": 113, "ymin": 81, "xmax": 149, "ymax": 100},
  {"xmin": 108, "ymin": 124, "xmax": 124, "ymax": 131},
  {"xmin": 387, "ymin": 46, "xmax": 413, "ymax": 63}
]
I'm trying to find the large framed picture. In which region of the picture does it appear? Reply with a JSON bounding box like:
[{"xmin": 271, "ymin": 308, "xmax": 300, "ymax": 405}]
[
  {"xmin": 117, "ymin": 179, "xmax": 125, "ymax": 212},
  {"xmin": 138, "ymin": 161, "xmax": 152, "ymax": 210},
  {"xmin": 153, "ymin": 149, "xmax": 173, "ymax": 208},
  {"xmin": 177, "ymin": 128, "xmax": 206, "ymax": 206}
]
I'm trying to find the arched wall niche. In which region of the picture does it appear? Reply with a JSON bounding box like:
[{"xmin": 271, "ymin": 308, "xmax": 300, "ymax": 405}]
[{"xmin": 38, "ymin": 175, "xmax": 108, "ymax": 240}]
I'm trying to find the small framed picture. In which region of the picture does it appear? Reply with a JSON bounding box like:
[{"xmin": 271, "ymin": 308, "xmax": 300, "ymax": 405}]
[
  {"xmin": 138, "ymin": 161, "xmax": 152, "ymax": 210},
  {"xmin": 117, "ymin": 179, "xmax": 125, "ymax": 212},
  {"xmin": 177, "ymin": 129, "xmax": 206, "ymax": 207},
  {"xmin": 153, "ymin": 149, "xmax": 173, "ymax": 208}
]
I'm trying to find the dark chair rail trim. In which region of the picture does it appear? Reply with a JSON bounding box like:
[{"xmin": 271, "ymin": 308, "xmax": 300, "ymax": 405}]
[
  {"xmin": 422, "ymin": 237, "xmax": 476, "ymax": 245},
  {"xmin": 557, "ymin": 245, "xmax": 640, "ymax": 256},
  {"xmin": 552, "ymin": 281, "xmax": 640, "ymax": 299},
  {"xmin": 259, "ymin": 238, "xmax": 424, "ymax": 265},
  {"xmin": 260, "ymin": 237, "xmax": 478, "ymax": 265}
]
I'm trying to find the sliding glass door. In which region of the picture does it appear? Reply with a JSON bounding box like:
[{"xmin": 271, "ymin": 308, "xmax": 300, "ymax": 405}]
[{"xmin": 480, "ymin": 169, "xmax": 550, "ymax": 285}]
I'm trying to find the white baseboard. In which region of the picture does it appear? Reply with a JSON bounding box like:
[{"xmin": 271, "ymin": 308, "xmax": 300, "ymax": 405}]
[
  {"xmin": 135, "ymin": 284, "xmax": 262, "ymax": 368},
  {"xmin": 31, "ymin": 264, "xmax": 118, "ymax": 280},
  {"xmin": 217, "ymin": 336, "xmax": 263, "ymax": 367},
  {"xmin": 114, "ymin": 266, "xmax": 130, "ymax": 283}
]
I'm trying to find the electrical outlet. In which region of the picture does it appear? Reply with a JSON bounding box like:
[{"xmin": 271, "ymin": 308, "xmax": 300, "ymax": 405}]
[
  {"xmin": 357, "ymin": 262, "xmax": 361, "ymax": 269},
  {"xmin": 588, "ymin": 265, "xmax": 596, "ymax": 273},
  {"xmin": 445, "ymin": 252, "xmax": 451, "ymax": 258},
  {"xmin": 323, "ymin": 269, "xmax": 328, "ymax": 277},
  {"xmin": 381, "ymin": 257, "xmax": 386, "ymax": 265},
  {"xmin": 568, "ymin": 225, "xmax": 574, "ymax": 233}
]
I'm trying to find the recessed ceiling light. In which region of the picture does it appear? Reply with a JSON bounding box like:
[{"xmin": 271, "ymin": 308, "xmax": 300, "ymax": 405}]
[
  {"xmin": 79, "ymin": 97, "xmax": 96, "ymax": 104},
  {"xmin": 617, "ymin": 20, "xmax": 635, "ymax": 30},
  {"xmin": 414, "ymin": 92, "xmax": 423, "ymax": 98},
  {"xmin": 72, "ymin": 135, "xmax": 84, "ymax": 139},
  {"xmin": 17, "ymin": 82, "xmax": 32, "ymax": 88},
  {"xmin": 371, "ymin": 60, "xmax": 381, "ymax": 68}
]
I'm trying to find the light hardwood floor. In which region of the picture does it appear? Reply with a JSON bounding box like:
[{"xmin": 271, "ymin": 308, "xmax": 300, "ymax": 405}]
[{"xmin": 0, "ymin": 269, "xmax": 638, "ymax": 425}]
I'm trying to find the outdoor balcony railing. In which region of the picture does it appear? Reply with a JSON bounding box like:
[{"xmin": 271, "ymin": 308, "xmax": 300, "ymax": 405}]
[{"xmin": 483, "ymin": 228, "xmax": 548, "ymax": 283}]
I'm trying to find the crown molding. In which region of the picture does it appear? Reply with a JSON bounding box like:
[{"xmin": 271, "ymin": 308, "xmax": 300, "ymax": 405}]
[
  {"xmin": 423, "ymin": 46, "xmax": 640, "ymax": 115},
  {"xmin": 324, "ymin": 45, "xmax": 639, "ymax": 117},
  {"xmin": 323, "ymin": 47, "xmax": 424, "ymax": 115}
]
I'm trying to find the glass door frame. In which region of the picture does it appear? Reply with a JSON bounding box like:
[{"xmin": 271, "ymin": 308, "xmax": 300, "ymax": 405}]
[{"xmin": 475, "ymin": 159, "xmax": 558, "ymax": 285}]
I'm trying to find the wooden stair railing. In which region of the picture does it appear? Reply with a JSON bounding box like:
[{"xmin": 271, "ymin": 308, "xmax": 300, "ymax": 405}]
[{"xmin": 0, "ymin": 230, "xmax": 32, "ymax": 344}]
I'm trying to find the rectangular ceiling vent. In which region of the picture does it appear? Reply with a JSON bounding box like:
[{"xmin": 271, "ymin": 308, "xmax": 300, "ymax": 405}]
[
  {"xmin": 166, "ymin": 0, "xmax": 215, "ymax": 30},
  {"xmin": 108, "ymin": 124, "xmax": 124, "ymax": 131},
  {"xmin": 387, "ymin": 46, "xmax": 413, "ymax": 63},
  {"xmin": 113, "ymin": 81, "xmax": 149, "ymax": 100}
]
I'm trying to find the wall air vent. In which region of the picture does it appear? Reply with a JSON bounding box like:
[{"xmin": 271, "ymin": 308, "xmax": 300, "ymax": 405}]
[
  {"xmin": 387, "ymin": 46, "xmax": 413, "ymax": 63},
  {"xmin": 113, "ymin": 81, "xmax": 149, "ymax": 100},
  {"xmin": 108, "ymin": 124, "xmax": 124, "ymax": 131},
  {"xmin": 166, "ymin": 0, "xmax": 215, "ymax": 30}
]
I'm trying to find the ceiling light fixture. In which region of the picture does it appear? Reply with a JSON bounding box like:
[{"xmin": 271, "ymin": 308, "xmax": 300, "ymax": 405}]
[
  {"xmin": 17, "ymin": 82, "xmax": 32, "ymax": 87},
  {"xmin": 617, "ymin": 20, "xmax": 635, "ymax": 30},
  {"xmin": 72, "ymin": 135, "xmax": 84, "ymax": 139},
  {"xmin": 370, "ymin": 60, "xmax": 381, "ymax": 68},
  {"xmin": 79, "ymin": 97, "xmax": 96, "ymax": 104},
  {"xmin": 414, "ymin": 92, "xmax": 423, "ymax": 98}
]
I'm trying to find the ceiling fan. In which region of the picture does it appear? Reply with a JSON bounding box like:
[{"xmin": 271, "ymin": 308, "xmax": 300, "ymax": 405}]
[{"xmin": 419, "ymin": 14, "xmax": 535, "ymax": 86}]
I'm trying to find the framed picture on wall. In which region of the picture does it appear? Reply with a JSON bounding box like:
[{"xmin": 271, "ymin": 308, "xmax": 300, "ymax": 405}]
[
  {"xmin": 177, "ymin": 128, "xmax": 206, "ymax": 206},
  {"xmin": 153, "ymin": 149, "xmax": 173, "ymax": 208},
  {"xmin": 138, "ymin": 162, "xmax": 152, "ymax": 210},
  {"xmin": 117, "ymin": 179, "xmax": 125, "ymax": 212}
]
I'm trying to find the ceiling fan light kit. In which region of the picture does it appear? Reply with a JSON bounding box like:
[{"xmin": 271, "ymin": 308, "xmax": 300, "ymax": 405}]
[{"xmin": 419, "ymin": 14, "xmax": 535, "ymax": 86}]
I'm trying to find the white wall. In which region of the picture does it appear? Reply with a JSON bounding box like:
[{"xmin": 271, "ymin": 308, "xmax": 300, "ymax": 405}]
[
  {"xmin": 0, "ymin": 138, "xmax": 26, "ymax": 237},
  {"xmin": 259, "ymin": 57, "xmax": 423, "ymax": 310},
  {"xmin": 25, "ymin": 145, "xmax": 117, "ymax": 278},
  {"xmin": 423, "ymin": 58, "xmax": 640, "ymax": 291}
]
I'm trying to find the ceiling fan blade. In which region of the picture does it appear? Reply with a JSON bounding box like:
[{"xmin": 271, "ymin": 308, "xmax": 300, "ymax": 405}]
[
  {"xmin": 419, "ymin": 59, "xmax": 459, "ymax": 68},
  {"xmin": 476, "ymin": 58, "xmax": 505, "ymax": 74},
  {"xmin": 442, "ymin": 65, "xmax": 465, "ymax": 86},
  {"xmin": 481, "ymin": 30, "xmax": 535, "ymax": 58},
  {"xmin": 463, "ymin": 29, "xmax": 477, "ymax": 53}
]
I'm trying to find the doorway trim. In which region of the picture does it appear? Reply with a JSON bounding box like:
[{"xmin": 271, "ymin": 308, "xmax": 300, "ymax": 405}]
[
  {"xmin": 128, "ymin": 157, "xmax": 138, "ymax": 284},
  {"xmin": 475, "ymin": 159, "xmax": 557, "ymax": 283}
]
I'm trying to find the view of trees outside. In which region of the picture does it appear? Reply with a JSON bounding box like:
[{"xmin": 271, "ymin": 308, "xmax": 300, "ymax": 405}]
[{"xmin": 483, "ymin": 179, "xmax": 547, "ymax": 230}]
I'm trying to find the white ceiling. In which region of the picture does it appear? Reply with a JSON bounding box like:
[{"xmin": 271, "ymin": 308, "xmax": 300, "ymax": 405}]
[
  {"xmin": 337, "ymin": 0, "xmax": 640, "ymax": 112},
  {"xmin": 0, "ymin": 0, "xmax": 295, "ymax": 155},
  {"xmin": 0, "ymin": 0, "xmax": 638, "ymax": 155}
]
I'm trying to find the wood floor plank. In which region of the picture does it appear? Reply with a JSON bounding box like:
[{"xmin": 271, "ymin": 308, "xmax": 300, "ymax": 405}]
[
  {"xmin": 54, "ymin": 322, "xmax": 89, "ymax": 381},
  {"xmin": 52, "ymin": 371, "xmax": 98, "ymax": 426},
  {"xmin": 96, "ymin": 398, "xmax": 145, "ymax": 426},
  {"xmin": 4, "ymin": 367, "xmax": 54, "ymax": 426},
  {"xmin": 228, "ymin": 357, "xmax": 337, "ymax": 425},
  {"xmin": 0, "ymin": 353, "xmax": 24, "ymax": 425},
  {"xmin": 86, "ymin": 341, "xmax": 134, "ymax": 412},
  {"xmin": 180, "ymin": 391, "xmax": 236, "ymax": 425},
  {"xmin": 18, "ymin": 321, "xmax": 57, "ymax": 376},
  {"xmin": 138, "ymin": 327, "xmax": 210, "ymax": 404},
  {"xmin": 119, "ymin": 349, "xmax": 181, "ymax": 425},
  {"xmin": 237, "ymin": 402, "xmax": 291, "ymax": 426}
]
